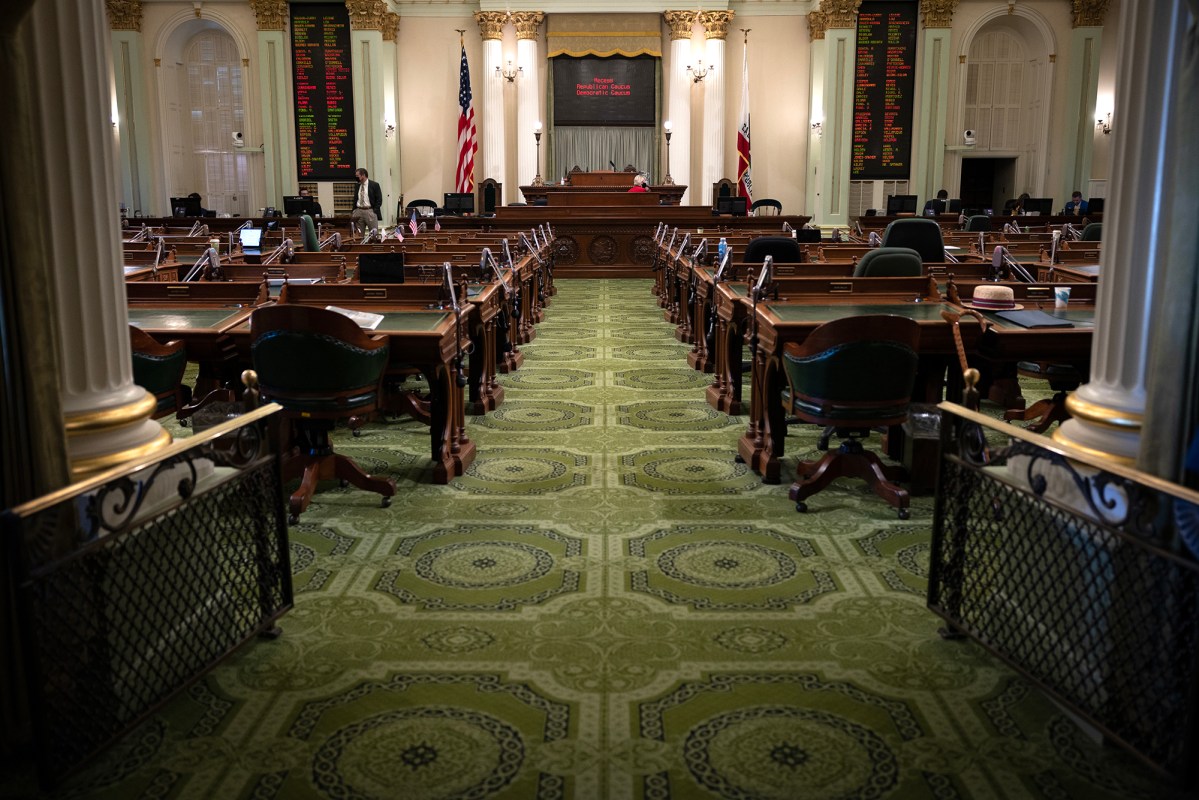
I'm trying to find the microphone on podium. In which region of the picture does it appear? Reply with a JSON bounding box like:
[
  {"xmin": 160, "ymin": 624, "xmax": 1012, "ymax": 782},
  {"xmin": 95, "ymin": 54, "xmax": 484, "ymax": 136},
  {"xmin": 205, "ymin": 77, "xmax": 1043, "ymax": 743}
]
[{"xmin": 609, "ymin": 159, "xmax": 616, "ymax": 170}]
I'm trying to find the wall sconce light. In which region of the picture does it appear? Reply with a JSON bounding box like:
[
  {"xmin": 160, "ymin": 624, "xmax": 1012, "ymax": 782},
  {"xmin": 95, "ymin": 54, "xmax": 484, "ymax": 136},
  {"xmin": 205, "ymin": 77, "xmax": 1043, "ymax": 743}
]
[
  {"xmin": 496, "ymin": 60, "xmax": 522, "ymax": 82},
  {"xmin": 384, "ymin": 122, "xmax": 395, "ymax": 139},
  {"xmin": 686, "ymin": 60, "xmax": 713, "ymax": 83},
  {"xmin": 811, "ymin": 121, "xmax": 823, "ymax": 137},
  {"xmin": 1096, "ymin": 112, "xmax": 1112, "ymax": 135}
]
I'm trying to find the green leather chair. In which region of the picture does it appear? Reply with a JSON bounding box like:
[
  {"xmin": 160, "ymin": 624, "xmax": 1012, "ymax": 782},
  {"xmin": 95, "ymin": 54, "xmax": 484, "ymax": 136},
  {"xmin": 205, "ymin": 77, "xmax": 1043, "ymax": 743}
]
[
  {"xmin": 1080, "ymin": 222, "xmax": 1103, "ymax": 241},
  {"xmin": 964, "ymin": 214, "xmax": 991, "ymax": 232},
  {"xmin": 250, "ymin": 305, "xmax": 396, "ymax": 523},
  {"xmin": 130, "ymin": 325, "xmax": 191, "ymax": 420},
  {"xmin": 782, "ymin": 314, "xmax": 921, "ymax": 518},
  {"xmin": 881, "ymin": 217, "xmax": 945, "ymax": 262},
  {"xmin": 853, "ymin": 246, "xmax": 923, "ymax": 277},
  {"xmin": 299, "ymin": 213, "xmax": 319, "ymax": 252}
]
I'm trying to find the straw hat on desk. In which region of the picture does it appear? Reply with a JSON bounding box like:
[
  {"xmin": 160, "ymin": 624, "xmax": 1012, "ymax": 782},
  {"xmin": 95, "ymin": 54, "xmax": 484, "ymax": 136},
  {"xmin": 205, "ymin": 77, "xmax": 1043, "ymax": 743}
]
[{"xmin": 960, "ymin": 284, "xmax": 1023, "ymax": 311}]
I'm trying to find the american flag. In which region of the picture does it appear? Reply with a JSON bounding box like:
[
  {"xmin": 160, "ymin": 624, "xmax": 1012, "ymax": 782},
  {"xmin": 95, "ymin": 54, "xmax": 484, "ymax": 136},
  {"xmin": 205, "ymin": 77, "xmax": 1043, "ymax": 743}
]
[
  {"xmin": 409, "ymin": 209, "xmax": 419, "ymax": 236},
  {"xmin": 455, "ymin": 43, "xmax": 477, "ymax": 194},
  {"xmin": 736, "ymin": 42, "xmax": 753, "ymax": 202}
]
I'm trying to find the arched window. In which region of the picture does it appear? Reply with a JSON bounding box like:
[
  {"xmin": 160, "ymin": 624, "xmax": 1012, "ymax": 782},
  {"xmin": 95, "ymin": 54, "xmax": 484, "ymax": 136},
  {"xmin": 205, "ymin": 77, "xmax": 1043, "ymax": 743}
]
[
  {"xmin": 963, "ymin": 30, "xmax": 1026, "ymax": 152},
  {"xmin": 183, "ymin": 29, "xmax": 247, "ymax": 216}
]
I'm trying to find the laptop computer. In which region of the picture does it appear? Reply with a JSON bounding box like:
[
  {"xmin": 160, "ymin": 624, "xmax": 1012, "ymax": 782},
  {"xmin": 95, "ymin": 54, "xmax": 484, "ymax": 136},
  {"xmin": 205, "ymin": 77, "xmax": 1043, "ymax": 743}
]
[{"xmin": 239, "ymin": 227, "xmax": 264, "ymax": 256}]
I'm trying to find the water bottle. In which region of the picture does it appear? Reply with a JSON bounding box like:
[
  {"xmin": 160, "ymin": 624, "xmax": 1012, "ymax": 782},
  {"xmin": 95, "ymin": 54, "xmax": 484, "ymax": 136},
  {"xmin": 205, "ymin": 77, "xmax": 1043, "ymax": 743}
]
[{"xmin": 718, "ymin": 237, "xmax": 727, "ymax": 262}]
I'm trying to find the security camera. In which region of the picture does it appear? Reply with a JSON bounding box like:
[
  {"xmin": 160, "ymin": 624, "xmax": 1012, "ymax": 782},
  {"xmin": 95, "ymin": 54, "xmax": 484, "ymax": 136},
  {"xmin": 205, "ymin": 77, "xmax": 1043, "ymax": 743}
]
[
  {"xmin": 963, "ymin": 129, "xmax": 977, "ymax": 145},
  {"xmin": 232, "ymin": 131, "xmax": 245, "ymax": 147}
]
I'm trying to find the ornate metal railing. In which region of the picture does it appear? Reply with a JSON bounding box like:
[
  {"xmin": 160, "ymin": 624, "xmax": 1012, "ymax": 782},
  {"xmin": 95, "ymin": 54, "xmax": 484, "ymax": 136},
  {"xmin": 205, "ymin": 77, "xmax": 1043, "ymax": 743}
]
[
  {"xmin": 2, "ymin": 405, "xmax": 291, "ymax": 787},
  {"xmin": 930, "ymin": 403, "xmax": 1199, "ymax": 787}
]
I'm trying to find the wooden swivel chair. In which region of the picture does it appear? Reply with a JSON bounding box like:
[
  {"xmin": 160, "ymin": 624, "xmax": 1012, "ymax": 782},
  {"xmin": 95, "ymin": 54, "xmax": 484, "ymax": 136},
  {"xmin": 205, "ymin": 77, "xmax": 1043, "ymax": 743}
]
[
  {"xmin": 881, "ymin": 217, "xmax": 946, "ymax": 263},
  {"xmin": 250, "ymin": 305, "xmax": 397, "ymax": 523},
  {"xmin": 406, "ymin": 199, "xmax": 438, "ymax": 217},
  {"xmin": 1080, "ymin": 222, "xmax": 1103, "ymax": 242},
  {"xmin": 1003, "ymin": 360, "xmax": 1088, "ymax": 433},
  {"xmin": 853, "ymin": 247, "xmax": 923, "ymax": 277},
  {"xmin": 130, "ymin": 325, "xmax": 191, "ymax": 420},
  {"xmin": 782, "ymin": 315, "xmax": 921, "ymax": 518},
  {"xmin": 750, "ymin": 198, "xmax": 782, "ymax": 216}
]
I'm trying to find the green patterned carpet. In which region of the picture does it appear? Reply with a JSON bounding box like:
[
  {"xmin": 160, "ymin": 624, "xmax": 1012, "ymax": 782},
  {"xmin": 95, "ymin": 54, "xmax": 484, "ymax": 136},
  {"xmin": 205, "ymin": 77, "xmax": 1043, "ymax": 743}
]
[{"xmin": 31, "ymin": 280, "xmax": 1183, "ymax": 799}]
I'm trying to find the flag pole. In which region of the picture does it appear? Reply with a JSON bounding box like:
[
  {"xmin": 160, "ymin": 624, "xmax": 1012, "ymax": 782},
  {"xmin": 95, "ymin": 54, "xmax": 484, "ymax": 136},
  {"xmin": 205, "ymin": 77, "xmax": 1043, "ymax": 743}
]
[{"xmin": 736, "ymin": 29, "xmax": 753, "ymax": 202}]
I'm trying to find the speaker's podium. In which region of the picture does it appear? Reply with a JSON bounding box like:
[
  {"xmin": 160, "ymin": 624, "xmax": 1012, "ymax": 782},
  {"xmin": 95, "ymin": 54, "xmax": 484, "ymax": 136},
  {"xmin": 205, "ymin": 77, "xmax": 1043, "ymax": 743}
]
[{"xmin": 520, "ymin": 171, "xmax": 685, "ymax": 206}]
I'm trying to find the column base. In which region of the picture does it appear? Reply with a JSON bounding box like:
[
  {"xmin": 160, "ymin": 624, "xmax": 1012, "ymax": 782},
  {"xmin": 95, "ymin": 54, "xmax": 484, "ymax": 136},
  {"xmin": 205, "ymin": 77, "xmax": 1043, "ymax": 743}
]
[
  {"xmin": 1052, "ymin": 393, "xmax": 1142, "ymax": 466},
  {"xmin": 65, "ymin": 390, "xmax": 172, "ymax": 480}
]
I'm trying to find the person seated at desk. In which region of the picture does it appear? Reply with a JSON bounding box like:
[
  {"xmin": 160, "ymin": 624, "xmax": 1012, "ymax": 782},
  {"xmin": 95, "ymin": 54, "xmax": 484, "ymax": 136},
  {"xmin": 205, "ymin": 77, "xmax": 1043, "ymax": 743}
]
[
  {"xmin": 628, "ymin": 174, "xmax": 649, "ymax": 193},
  {"xmin": 1064, "ymin": 191, "xmax": 1088, "ymax": 215},
  {"xmin": 924, "ymin": 188, "xmax": 949, "ymax": 215},
  {"xmin": 299, "ymin": 188, "xmax": 323, "ymax": 217},
  {"xmin": 1004, "ymin": 192, "xmax": 1032, "ymax": 215},
  {"xmin": 187, "ymin": 192, "xmax": 215, "ymax": 217}
]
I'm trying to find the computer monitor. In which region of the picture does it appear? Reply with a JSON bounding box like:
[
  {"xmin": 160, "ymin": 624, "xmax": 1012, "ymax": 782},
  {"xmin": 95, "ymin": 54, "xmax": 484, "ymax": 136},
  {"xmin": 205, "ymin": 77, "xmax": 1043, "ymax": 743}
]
[
  {"xmin": 885, "ymin": 194, "xmax": 918, "ymax": 216},
  {"xmin": 282, "ymin": 195, "xmax": 317, "ymax": 216},
  {"xmin": 715, "ymin": 196, "xmax": 747, "ymax": 216},
  {"xmin": 1087, "ymin": 197, "xmax": 1105, "ymax": 214},
  {"xmin": 948, "ymin": 198, "xmax": 963, "ymax": 214},
  {"xmin": 443, "ymin": 193, "xmax": 474, "ymax": 215},
  {"xmin": 357, "ymin": 252, "xmax": 406, "ymax": 283},
  {"xmin": 170, "ymin": 196, "xmax": 202, "ymax": 217},
  {"xmin": 239, "ymin": 227, "xmax": 263, "ymax": 255},
  {"xmin": 794, "ymin": 228, "xmax": 822, "ymax": 243},
  {"xmin": 1024, "ymin": 197, "xmax": 1054, "ymax": 215}
]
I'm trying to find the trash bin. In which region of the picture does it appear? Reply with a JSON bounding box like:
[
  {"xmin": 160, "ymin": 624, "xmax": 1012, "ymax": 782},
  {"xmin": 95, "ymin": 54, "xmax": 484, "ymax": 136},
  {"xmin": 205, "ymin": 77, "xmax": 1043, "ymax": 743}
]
[{"xmin": 902, "ymin": 403, "xmax": 941, "ymax": 495}]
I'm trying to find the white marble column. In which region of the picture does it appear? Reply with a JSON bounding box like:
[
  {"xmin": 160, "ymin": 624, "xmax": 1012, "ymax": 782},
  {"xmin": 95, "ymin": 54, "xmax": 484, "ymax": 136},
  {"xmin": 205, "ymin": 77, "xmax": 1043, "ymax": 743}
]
[
  {"xmin": 476, "ymin": 12, "xmax": 507, "ymax": 201},
  {"xmin": 348, "ymin": 8, "xmax": 389, "ymax": 215},
  {"xmin": 249, "ymin": 1, "xmax": 292, "ymax": 211},
  {"xmin": 815, "ymin": 1, "xmax": 859, "ymax": 227},
  {"xmin": 512, "ymin": 12, "xmax": 544, "ymax": 192},
  {"xmin": 1059, "ymin": 4, "xmax": 1108, "ymax": 207},
  {"xmin": 806, "ymin": 12, "xmax": 828, "ymax": 220},
  {"xmin": 1054, "ymin": 0, "xmax": 1186, "ymax": 462},
  {"xmin": 664, "ymin": 11, "xmax": 694, "ymax": 203},
  {"xmin": 27, "ymin": 0, "xmax": 168, "ymax": 478},
  {"xmin": 106, "ymin": 2, "xmax": 154, "ymax": 219},
  {"xmin": 912, "ymin": 2, "xmax": 954, "ymax": 203},
  {"xmin": 699, "ymin": 12, "xmax": 732, "ymax": 205}
]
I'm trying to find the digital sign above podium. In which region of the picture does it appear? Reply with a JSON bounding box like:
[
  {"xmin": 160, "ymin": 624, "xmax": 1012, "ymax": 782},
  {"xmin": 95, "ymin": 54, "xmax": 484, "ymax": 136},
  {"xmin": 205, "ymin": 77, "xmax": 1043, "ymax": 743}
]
[
  {"xmin": 851, "ymin": 1, "xmax": 917, "ymax": 180},
  {"xmin": 291, "ymin": 3, "xmax": 356, "ymax": 180}
]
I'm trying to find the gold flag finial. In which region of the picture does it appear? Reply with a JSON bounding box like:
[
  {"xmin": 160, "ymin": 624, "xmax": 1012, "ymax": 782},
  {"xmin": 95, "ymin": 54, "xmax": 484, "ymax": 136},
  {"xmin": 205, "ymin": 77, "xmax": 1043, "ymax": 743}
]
[
  {"xmin": 741, "ymin": 28, "xmax": 751, "ymax": 44},
  {"xmin": 455, "ymin": 28, "xmax": 466, "ymax": 46}
]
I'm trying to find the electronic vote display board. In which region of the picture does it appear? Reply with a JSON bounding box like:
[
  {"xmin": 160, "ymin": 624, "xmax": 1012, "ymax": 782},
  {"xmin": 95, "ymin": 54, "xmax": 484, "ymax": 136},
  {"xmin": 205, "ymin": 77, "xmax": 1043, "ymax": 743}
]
[
  {"xmin": 291, "ymin": 4, "xmax": 356, "ymax": 180},
  {"xmin": 552, "ymin": 56, "xmax": 656, "ymax": 127},
  {"xmin": 851, "ymin": 1, "xmax": 917, "ymax": 180}
]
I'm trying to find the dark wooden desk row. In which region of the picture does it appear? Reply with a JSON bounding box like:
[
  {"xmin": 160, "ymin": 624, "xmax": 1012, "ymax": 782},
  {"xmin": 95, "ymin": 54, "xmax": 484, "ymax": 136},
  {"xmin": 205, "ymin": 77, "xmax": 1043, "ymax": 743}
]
[
  {"xmin": 125, "ymin": 245, "xmax": 551, "ymax": 484},
  {"xmin": 654, "ymin": 243, "xmax": 1098, "ymax": 483}
]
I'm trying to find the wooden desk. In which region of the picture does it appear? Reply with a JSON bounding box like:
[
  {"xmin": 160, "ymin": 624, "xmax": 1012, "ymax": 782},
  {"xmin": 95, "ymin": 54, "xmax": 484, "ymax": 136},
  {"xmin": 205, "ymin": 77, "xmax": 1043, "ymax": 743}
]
[
  {"xmin": 231, "ymin": 304, "xmax": 475, "ymax": 483},
  {"xmin": 125, "ymin": 305, "xmax": 256, "ymax": 402},
  {"xmin": 278, "ymin": 281, "xmax": 507, "ymax": 415},
  {"xmin": 734, "ymin": 300, "xmax": 984, "ymax": 483},
  {"xmin": 519, "ymin": 182, "xmax": 686, "ymax": 207}
]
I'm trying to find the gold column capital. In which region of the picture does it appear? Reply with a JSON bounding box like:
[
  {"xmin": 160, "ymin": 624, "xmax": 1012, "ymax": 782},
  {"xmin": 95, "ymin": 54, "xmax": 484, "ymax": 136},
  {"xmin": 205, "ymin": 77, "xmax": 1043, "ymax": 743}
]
[
  {"xmin": 921, "ymin": 0, "xmax": 959, "ymax": 28},
  {"xmin": 345, "ymin": 0, "xmax": 389, "ymax": 32},
  {"xmin": 248, "ymin": 0, "xmax": 286, "ymax": 31},
  {"xmin": 808, "ymin": 10, "xmax": 827, "ymax": 41},
  {"xmin": 474, "ymin": 10, "xmax": 508, "ymax": 41},
  {"xmin": 821, "ymin": 0, "xmax": 863, "ymax": 29},
  {"xmin": 1072, "ymin": 0, "xmax": 1110, "ymax": 27},
  {"xmin": 510, "ymin": 11, "xmax": 544, "ymax": 41},
  {"xmin": 105, "ymin": 0, "xmax": 142, "ymax": 32},
  {"xmin": 664, "ymin": 10, "xmax": 696, "ymax": 41},
  {"xmin": 700, "ymin": 10, "xmax": 735, "ymax": 40},
  {"xmin": 382, "ymin": 11, "xmax": 399, "ymax": 41}
]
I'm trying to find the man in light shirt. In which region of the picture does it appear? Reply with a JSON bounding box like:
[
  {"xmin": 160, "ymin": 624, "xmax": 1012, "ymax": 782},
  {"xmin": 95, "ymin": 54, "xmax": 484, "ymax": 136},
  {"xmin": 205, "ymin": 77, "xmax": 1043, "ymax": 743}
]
[{"xmin": 352, "ymin": 168, "xmax": 382, "ymax": 233}]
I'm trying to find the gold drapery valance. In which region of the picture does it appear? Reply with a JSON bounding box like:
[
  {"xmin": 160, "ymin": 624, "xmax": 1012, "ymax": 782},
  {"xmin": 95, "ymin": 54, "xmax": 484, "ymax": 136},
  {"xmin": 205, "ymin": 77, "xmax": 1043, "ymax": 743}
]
[{"xmin": 547, "ymin": 14, "xmax": 662, "ymax": 58}]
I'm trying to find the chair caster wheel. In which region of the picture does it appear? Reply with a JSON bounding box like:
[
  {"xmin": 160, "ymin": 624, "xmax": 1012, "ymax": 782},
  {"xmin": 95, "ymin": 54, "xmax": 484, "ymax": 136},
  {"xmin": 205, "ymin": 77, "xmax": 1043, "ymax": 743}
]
[
  {"xmin": 381, "ymin": 496, "xmax": 392, "ymax": 508},
  {"xmin": 287, "ymin": 514, "xmax": 299, "ymax": 525},
  {"xmin": 795, "ymin": 501, "xmax": 808, "ymax": 513},
  {"xmin": 340, "ymin": 479, "xmax": 349, "ymax": 488},
  {"xmin": 734, "ymin": 454, "xmax": 745, "ymax": 463},
  {"xmin": 898, "ymin": 508, "xmax": 910, "ymax": 520},
  {"xmin": 179, "ymin": 419, "xmax": 189, "ymax": 428},
  {"xmin": 353, "ymin": 428, "xmax": 363, "ymax": 437}
]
